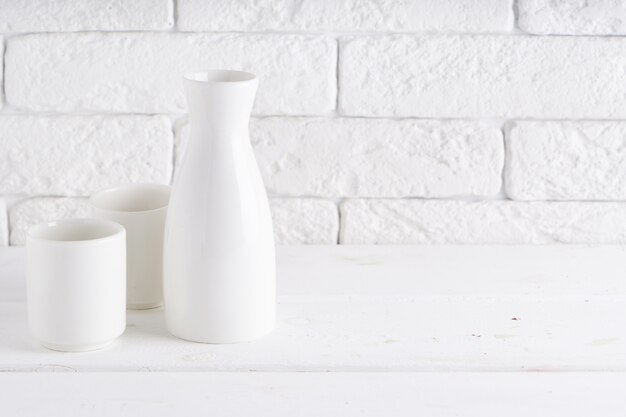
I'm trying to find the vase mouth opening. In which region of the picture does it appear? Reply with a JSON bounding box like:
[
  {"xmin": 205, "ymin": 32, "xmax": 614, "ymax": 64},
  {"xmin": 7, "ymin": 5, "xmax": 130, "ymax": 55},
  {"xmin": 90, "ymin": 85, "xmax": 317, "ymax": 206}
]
[{"xmin": 184, "ymin": 70, "xmax": 257, "ymax": 84}]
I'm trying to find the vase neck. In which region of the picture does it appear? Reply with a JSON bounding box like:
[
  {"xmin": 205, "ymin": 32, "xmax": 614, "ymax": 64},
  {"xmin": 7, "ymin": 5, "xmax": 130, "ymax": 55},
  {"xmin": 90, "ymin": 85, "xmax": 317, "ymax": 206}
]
[{"xmin": 184, "ymin": 77, "xmax": 258, "ymax": 134}]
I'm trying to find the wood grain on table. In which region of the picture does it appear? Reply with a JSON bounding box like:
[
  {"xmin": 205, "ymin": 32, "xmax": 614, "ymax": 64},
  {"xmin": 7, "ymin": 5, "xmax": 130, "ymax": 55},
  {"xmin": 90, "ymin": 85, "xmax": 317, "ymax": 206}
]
[{"xmin": 1, "ymin": 246, "xmax": 625, "ymax": 415}]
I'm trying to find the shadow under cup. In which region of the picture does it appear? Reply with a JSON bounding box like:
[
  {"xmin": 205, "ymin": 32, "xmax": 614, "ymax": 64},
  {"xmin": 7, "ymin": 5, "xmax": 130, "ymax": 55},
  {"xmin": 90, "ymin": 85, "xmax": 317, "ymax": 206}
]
[{"xmin": 90, "ymin": 183, "xmax": 171, "ymax": 310}]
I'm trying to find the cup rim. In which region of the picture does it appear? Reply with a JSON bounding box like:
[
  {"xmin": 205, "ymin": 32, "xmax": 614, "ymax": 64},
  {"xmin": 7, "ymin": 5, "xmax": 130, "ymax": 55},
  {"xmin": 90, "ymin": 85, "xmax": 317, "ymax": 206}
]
[
  {"xmin": 90, "ymin": 183, "xmax": 171, "ymax": 214},
  {"xmin": 27, "ymin": 218, "xmax": 125, "ymax": 244},
  {"xmin": 183, "ymin": 69, "xmax": 257, "ymax": 85}
]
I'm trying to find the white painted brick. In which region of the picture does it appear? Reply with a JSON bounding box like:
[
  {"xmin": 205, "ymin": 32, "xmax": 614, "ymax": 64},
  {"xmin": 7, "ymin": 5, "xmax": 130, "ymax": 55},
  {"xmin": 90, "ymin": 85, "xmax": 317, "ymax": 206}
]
[
  {"xmin": 0, "ymin": 116, "xmax": 173, "ymax": 196},
  {"xmin": 506, "ymin": 121, "xmax": 626, "ymax": 201},
  {"xmin": 518, "ymin": 0, "xmax": 626, "ymax": 35},
  {"xmin": 0, "ymin": 199, "xmax": 7, "ymax": 246},
  {"xmin": 178, "ymin": 0, "xmax": 513, "ymax": 32},
  {"xmin": 176, "ymin": 118, "xmax": 503, "ymax": 198},
  {"xmin": 0, "ymin": 0, "xmax": 173, "ymax": 32},
  {"xmin": 341, "ymin": 200, "xmax": 626, "ymax": 244},
  {"xmin": 5, "ymin": 34, "xmax": 336, "ymax": 115},
  {"xmin": 9, "ymin": 197, "xmax": 337, "ymax": 246},
  {"xmin": 340, "ymin": 35, "xmax": 626, "ymax": 119},
  {"xmin": 252, "ymin": 118, "xmax": 503, "ymax": 197},
  {"xmin": 270, "ymin": 199, "xmax": 338, "ymax": 245}
]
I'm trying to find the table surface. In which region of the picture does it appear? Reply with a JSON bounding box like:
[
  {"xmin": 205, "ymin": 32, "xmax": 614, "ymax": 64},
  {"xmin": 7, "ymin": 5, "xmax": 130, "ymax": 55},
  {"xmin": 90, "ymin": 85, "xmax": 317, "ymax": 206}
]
[{"xmin": 1, "ymin": 245, "xmax": 626, "ymax": 415}]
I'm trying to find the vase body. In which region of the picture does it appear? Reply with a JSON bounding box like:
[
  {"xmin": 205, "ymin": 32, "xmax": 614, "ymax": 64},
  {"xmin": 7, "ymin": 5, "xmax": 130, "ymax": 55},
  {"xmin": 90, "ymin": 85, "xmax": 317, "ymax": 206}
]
[{"xmin": 163, "ymin": 70, "xmax": 275, "ymax": 343}]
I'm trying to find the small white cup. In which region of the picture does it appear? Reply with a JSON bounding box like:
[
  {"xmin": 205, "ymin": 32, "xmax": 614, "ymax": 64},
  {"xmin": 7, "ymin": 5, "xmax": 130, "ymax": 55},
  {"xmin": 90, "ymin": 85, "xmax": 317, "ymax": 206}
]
[
  {"xmin": 90, "ymin": 183, "xmax": 170, "ymax": 310},
  {"xmin": 27, "ymin": 218, "xmax": 126, "ymax": 352}
]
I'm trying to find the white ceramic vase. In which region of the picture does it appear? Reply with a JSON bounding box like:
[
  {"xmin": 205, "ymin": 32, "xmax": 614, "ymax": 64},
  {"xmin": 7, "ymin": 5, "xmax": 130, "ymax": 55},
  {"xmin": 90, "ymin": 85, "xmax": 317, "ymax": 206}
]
[{"xmin": 163, "ymin": 70, "xmax": 275, "ymax": 343}]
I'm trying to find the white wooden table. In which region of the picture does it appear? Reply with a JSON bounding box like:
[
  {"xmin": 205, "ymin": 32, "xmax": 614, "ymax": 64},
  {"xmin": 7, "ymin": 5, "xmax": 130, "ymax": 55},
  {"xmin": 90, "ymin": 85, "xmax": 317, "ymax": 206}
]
[{"xmin": 1, "ymin": 245, "xmax": 626, "ymax": 415}]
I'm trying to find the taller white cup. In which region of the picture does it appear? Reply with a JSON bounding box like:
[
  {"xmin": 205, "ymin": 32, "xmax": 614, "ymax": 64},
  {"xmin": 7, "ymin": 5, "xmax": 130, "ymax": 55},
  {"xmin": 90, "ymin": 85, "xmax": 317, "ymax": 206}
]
[
  {"xmin": 90, "ymin": 183, "xmax": 170, "ymax": 309},
  {"xmin": 27, "ymin": 218, "xmax": 126, "ymax": 352}
]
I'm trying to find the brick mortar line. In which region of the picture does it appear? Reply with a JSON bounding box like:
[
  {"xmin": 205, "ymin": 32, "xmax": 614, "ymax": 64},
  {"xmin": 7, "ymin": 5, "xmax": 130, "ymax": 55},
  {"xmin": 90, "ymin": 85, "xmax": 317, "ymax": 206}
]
[
  {"xmin": 0, "ymin": 112, "xmax": 626, "ymax": 124},
  {"xmin": 499, "ymin": 123, "xmax": 508, "ymax": 198},
  {"xmin": 3, "ymin": 30, "xmax": 626, "ymax": 38},
  {"xmin": 1, "ymin": 36, "xmax": 6, "ymax": 109},
  {"xmin": 171, "ymin": 0, "xmax": 178, "ymax": 31},
  {"xmin": 12, "ymin": 196, "xmax": 626, "ymax": 204}
]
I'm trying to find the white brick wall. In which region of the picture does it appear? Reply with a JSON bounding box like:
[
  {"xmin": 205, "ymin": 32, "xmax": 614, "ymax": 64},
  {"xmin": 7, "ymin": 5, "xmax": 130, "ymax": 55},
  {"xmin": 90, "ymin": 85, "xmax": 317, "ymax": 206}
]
[
  {"xmin": 6, "ymin": 34, "xmax": 336, "ymax": 114},
  {"xmin": 9, "ymin": 197, "xmax": 338, "ymax": 246},
  {"xmin": 269, "ymin": 199, "xmax": 338, "ymax": 245},
  {"xmin": 0, "ymin": 0, "xmax": 173, "ymax": 32},
  {"xmin": 177, "ymin": 118, "xmax": 504, "ymax": 198},
  {"xmin": 506, "ymin": 121, "xmax": 626, "ymax": 201},
  {"xmin": 0, "ymin": 115, "xmax": 173, "ymax": 195},
  {"xmin": 1, "ymin": 1, "xmax": 625, "ymax": 246},
  {"xmin": 518, "ymin": 0, "xmax": 626, "ymax": 35},
  {"xmin": 177, "ymin": 0, "xmax": 514, "ymax": 32},
  {"xmin": 340, "ymin": 35, "xmax": 626, "ymax": 118},
  {"xmin": 341, "ymin": 200, "xmax": 626, "ymax": 244}
]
